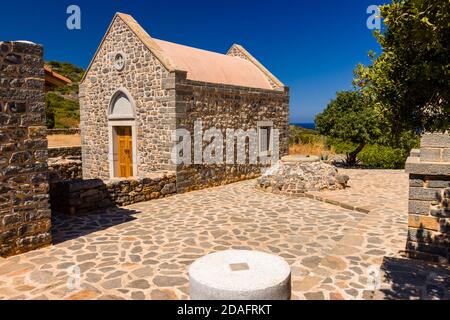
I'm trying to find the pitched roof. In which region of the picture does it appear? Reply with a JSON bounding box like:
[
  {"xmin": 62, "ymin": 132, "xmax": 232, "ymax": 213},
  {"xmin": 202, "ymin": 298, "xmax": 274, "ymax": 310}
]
[
  {"xmin": 44, "ymin": 65, "xmax": 72, "ymax": 86},
  {"xmin": 153, "ymin": 39, "xmax": 275, "ymax": 89},
  {"xmin": 82, "ymin": 13, "xmax": 284, "ymax": 90}
]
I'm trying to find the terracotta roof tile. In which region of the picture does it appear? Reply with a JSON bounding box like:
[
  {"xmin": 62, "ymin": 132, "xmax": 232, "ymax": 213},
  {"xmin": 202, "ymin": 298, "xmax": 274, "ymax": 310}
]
[{"xmin": 153, "ymin": 39, "xmax": 273, "ymax": 90}]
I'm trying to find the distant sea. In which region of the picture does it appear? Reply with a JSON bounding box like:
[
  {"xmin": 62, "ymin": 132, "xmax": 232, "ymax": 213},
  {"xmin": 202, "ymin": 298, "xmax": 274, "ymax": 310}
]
[{"xmin": 290, "ymin": 123, "xmax": 316, "ymax": 130}]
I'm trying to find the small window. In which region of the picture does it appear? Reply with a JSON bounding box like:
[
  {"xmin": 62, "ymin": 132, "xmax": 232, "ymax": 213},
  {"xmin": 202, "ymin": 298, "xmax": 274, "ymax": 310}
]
[
  {"xmin": 258, "ymin": 121, "xmax": 273, "ymax": 156},
  {"xmin": 259, "ymin": 127, "xmax": 271, "ymax": 153}
]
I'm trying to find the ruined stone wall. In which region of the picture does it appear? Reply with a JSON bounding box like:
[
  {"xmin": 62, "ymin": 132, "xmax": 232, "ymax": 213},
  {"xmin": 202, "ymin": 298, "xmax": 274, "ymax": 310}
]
[
  {"xmin": 0, "ymin": 41, "xmax": 51, "ymax": 257},
  {"xmin": 48, "ymin": 146, "xmax": 81, "ymax": 158},
  {"xmin": 48, "ymin": 157, "xmax": 82, "ymax": 182},
  {"xmin": 405, "ymin": 133, "xmax": 450, "ymax": 263},
  {"xmin": 47, "ymin": 147, "xmax": 82, "ymax": 182},
  {"xmin": 79, "ymin": 17, "xmax": 175, "ymax": 180},
  {"xmin": 175, "ymin": 79, "xmax": 290, "ymax": 193},
  {"xmin": 49, "ymin": 173, "xmax": 176, "ymax": 214},
  {"xmin": 47, "ymin": 128, "xmax": 80, "ymax": 135}
]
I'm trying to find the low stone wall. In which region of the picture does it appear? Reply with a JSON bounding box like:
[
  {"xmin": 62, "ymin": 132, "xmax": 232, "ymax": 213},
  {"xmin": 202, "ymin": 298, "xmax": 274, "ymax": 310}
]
[
  {"xmin": 405, "ymin": 133, "xmax": 450, "ymax": 263},
  {"xmin": 48, "ymin": 157, "xmax": 83, "ymax": 182},
  {"xmin": 177, "ymin": 164, "xmax": 262, "ymax": 193},
  {"xmin": 47, "ymin": 146, "xmax": 83, "ymax": 182},
  {"xmin": 47, "ymin": 128, "xmax": 80, "ymax": 135},
  {"xmin": 48, "ymin": 146, "xmax": 81, "ymax": 158},
  {"xmin": 49, "ymin": 172, "xmax": 176, "ymax": 214}
]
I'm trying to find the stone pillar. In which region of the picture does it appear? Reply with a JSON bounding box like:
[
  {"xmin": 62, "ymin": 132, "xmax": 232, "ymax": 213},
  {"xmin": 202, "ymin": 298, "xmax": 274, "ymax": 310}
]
[
  {"xmin": 405, "ymin": 132, "xmax": 450, "ymax": 263},
  {"xmin": 0, "ymin": 41, "xmax": 52, "ymax": 257}
]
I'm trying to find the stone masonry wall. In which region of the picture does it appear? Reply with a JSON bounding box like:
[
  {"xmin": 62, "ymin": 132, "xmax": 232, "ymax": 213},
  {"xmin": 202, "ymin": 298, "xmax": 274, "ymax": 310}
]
[
  {"xmin": 0, "ymin": 41, "xmax": 51, "ymax": 257},
  {"xmin": 49, "ymin": 173, "xmax": 176, "ymax": 214},
  {"xmin": 405, "ymin": 133, "xmax": 450, "ymax": 263},
  {"xmin": 48, "ymin": 157, "xmax": 82, "ymax": 182},
  {"xmin": 79, "ymin": 17, "xmax": 175, "ymax": 180},
  {"xmin": 48, "ymin": 146, "xmax": 81, "ymax": 158},
  {"xmin": 47, "ymin": 147, "xmax": 82, "ymax": 182},
  {"xmin": 47, "ymin": 128, "xmax": 80, "ymax": 135},
  {"xmin": 175, "ymin": 79, "xmax": 290, "ymax": 193}
]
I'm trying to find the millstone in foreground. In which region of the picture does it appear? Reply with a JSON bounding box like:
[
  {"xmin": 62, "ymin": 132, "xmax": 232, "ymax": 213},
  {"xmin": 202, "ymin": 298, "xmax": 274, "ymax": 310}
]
[{"xmin": 189, "ymin": 250, "xmax": 291, "ymax": 300}]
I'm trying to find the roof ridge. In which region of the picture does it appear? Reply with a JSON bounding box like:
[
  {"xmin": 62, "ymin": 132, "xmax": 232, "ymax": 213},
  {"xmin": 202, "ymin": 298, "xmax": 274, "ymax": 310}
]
[
  {"xmin": 116, "ymin": 13, "xmax": 178, "ymax": 72},
  {"xmin": 153, "ymin": 38, "xmax": 248, "ymax": 61},
  {"xmin": 80, "ymin": 12, "xmax": 180, "ymax": 84},
  {"xmin": 227, "ymin": 44, "xmax": 284, "ymax": 88}
]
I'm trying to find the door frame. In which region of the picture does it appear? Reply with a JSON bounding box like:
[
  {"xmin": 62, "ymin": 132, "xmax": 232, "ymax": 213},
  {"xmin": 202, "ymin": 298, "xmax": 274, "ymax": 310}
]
[{"xmin": 108, "ymin": 120, "xmax": 137, "ymax": 179}]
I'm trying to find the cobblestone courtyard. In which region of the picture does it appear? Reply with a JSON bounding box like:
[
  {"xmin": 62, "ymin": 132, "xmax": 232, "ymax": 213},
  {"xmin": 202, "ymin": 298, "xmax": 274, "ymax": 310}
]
[{"xmin": 0, "ymin": 169, "xmax": 448, "ymax": 300}]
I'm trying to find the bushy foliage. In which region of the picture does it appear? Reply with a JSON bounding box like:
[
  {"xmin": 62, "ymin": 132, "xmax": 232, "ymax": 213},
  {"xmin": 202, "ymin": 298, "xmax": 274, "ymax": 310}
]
[
  {"xmin": 315, "ymin": 91, "xmax": 383, "ymax": 164},
  {"xmin": 46, "ymin": 61, "xmax": 84, "ymax": 83},
  {"xmin": 354, "ymin": 0, "xmax": 450, "ymax": 134},
  {"xmin": 289, "ymin": 125, "xmax": 418, "ymax": 169},
  {"xmin": 45, "ymin": 92, "xmax": 80, "ymax": 128},
  {"xmin": 45, "ymin": 61, "xmax": 84, "ymax": 128},
  {"xmin": 358, "ymin": 144, "xmax": 410, "ymax": 169},
  {"xmin": 325, "ymin": 137, "xmax": 357, "ymax": 155},
  {"xmin": 289, "ymin": 125, "xmax": 321, "ymax": 145}
]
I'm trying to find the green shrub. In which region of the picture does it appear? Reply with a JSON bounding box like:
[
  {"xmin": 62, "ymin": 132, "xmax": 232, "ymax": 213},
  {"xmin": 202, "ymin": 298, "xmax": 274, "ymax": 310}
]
[
  {"xmin": 45, "ymin": 92, "xmax": 80, "ymax": 128},
  {"xmin": 357, "ymin": 144, "xmax": 409, "ymax": 169},
  {"xmin": 45, "ymin": 61, "xmax": 84, "ymax": 128},
  {"xmin": 325, "ymin": 137, "xmax": 356, "ymax": 154},
  {"xmin": 289, "ymin": 125, "xmax": 321, "ymax": 145}
]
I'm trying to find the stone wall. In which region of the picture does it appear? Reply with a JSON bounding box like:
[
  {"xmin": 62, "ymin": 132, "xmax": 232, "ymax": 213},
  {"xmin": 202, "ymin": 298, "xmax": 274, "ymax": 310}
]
[
  {"xmin": 47, "ymin": 147, "xmax": 82, "ymax": 182},
  {"xmin": 79, "ymin": 16, "xmax": 175, "ymax": 180},
  {"xmin": 49, "ymin": 172, "xmax": 176, "ymax": 214},
  {"xmin": 405, "ymin": 133, "xmax": 450, "ymax": 263},
  {"xmin": 0, "ymin": 41, "xmax": 51, "ymax": 257},
  {"xmin": 48, "ymin": 157, "xmax": 82, "ymax": 182},
  {"xmin": 48, "ymin": 146, "xmax": 81, "ymax": 158},
  {"xmin": 175, "ymin": 79, "xmax": 290, "ymax": 193},
  {"xmin": 47, "ymin": 128, "xmax": 80, "ymax": 135}
]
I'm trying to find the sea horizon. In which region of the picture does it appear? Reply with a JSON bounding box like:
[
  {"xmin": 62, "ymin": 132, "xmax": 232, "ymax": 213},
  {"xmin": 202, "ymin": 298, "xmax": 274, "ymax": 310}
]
[{"xmin": 289, "ymin": 122, "xmax": 316, "ymax": 130}]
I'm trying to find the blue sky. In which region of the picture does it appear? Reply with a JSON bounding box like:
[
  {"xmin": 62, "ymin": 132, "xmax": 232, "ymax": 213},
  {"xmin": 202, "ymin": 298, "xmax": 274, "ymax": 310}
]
[{"xmin": 0, "ymin": 0, "xmax": 387, "ymax": 122}]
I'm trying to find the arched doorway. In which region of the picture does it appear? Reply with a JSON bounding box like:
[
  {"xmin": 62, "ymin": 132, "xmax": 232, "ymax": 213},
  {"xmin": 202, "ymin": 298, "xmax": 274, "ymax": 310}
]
[{"xmin": 108, "ymin": 89, "xmax": 137, "ymax": 178}]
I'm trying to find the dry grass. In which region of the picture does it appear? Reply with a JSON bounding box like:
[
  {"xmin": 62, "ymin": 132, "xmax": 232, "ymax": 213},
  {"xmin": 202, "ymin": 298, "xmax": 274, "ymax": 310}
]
[
  {"xmin": 289, "ymin": 140, "xmax": 335, "ymax": 158},
  {"xmin": 47, "ymin": 134, "xmax": 81, "ymax": 148}
]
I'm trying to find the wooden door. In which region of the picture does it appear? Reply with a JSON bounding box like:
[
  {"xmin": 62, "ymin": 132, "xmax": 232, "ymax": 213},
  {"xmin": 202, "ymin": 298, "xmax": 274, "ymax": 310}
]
[{"xmin": 116, "ymin": 126, "xmax": 133, "ymax": 177}]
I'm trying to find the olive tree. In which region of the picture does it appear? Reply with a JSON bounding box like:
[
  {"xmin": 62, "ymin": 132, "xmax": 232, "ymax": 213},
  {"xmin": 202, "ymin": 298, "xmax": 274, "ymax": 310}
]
[{"xmin": 315, "ymin": 91, "xmax": 383, "ymax": 165}]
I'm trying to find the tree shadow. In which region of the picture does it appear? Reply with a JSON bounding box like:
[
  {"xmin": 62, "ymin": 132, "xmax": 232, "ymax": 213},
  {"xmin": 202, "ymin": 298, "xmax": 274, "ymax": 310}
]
[
  {"xmin": 51, "ymin": 206, "xmax": 139, "ymax": 245},
  {"xmin": 379, "ymin": 256, "xmax": 450, "ymax": 300}
]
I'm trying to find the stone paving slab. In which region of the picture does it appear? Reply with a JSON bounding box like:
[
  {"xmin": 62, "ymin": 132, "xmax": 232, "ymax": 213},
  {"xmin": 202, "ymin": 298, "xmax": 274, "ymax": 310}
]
[
  {"xmin": 307, "ymin": 169, "xmax": 407, "ymax": 214},
  {"xmin": 0, "ymin": 169, "xmax": 448, "ymax": 300}
]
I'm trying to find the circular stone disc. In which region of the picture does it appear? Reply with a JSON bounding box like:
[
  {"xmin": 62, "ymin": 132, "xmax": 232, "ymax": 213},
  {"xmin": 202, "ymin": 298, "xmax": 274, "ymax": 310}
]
[{"xmin": 189, "ymin": 250, "xmax": 291, "ymax": 300}]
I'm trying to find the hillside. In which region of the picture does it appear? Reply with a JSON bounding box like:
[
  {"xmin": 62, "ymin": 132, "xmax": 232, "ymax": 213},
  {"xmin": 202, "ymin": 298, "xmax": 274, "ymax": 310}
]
[{"xmin": 45, "ymin": 61, "xmax": 84, "ymax": 128}]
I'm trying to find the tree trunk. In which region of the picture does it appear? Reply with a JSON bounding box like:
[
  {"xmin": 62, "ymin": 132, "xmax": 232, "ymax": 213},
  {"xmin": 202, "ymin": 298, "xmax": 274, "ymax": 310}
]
[{"xmin": 346, "ymin": 142, "xmax": 366, "ymax": 165}]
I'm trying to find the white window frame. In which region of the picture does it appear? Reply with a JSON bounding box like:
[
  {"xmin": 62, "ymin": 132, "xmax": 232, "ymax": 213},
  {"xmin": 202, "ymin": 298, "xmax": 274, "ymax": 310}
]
[{"xmin": 257, "ymin": 120, "xmax": 274, "ymax": 157}]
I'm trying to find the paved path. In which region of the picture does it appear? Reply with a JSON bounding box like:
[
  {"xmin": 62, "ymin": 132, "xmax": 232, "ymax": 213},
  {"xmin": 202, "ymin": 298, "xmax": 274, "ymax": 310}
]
[{"xmin": 0, "ymin": 169, "xmax": 448, "ymax": 300}]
